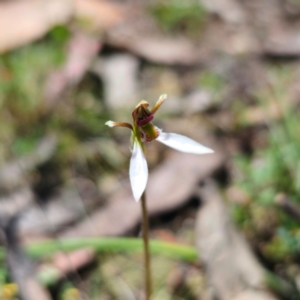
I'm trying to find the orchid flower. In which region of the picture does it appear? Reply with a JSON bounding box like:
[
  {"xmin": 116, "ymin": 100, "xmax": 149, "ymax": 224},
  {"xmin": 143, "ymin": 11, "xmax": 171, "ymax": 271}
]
[{"xmin": 105, "ymin": 94, "xmax": 214, "ymax": 201}]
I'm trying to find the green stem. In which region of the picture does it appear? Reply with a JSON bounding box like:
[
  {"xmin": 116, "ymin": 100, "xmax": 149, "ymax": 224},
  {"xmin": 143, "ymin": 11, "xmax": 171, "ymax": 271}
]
[{"xmin": 141, "ymin": 191, "xmax": 152, "ymax": 300}]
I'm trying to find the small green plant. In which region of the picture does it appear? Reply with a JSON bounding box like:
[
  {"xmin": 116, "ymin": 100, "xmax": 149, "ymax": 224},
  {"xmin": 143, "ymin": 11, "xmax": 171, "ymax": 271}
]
[
  {"xmin": 198, "ymin": 71, "xmax": 224, "ymax": 93},
  {"xmin": 149, "ymin": 0, "xmax": 207, "ymax": 36},
  {"xmin": 231, "ymin": 65, "xmax": 300, "ymax": 264}
]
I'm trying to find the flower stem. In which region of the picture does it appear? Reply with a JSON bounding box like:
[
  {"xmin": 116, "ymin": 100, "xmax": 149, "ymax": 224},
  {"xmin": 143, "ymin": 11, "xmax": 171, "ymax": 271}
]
[{"xmin": 141, "ymin": 191, "xmax": 152, "ymax": 299}]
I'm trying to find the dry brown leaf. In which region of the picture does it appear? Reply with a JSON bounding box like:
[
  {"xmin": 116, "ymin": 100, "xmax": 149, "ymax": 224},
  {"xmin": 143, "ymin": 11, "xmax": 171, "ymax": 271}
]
[
  {"xmin": 264, "ymin": 27, "xmax": 300, "ymax": 56},
  {"xmin": 0, "ymin": 0, "xmax": 124, "ymax": 53},
  {"xmin": 75, "ymin": 0, "xmax": 125, "ymax": 30},
  {"xmin": 107, "ymin": 32, "xmax": 200, "ymax": 65},
  {"xmin": 52, "ymin": 248, "xmax": 95, "ymax": 273},
  {"xmin": 0, "ymin": 0, "xmax": 74, "ymax": 53},
  {"xmin": 38, "ymin": 248, "xmax": 95, "ymax": 286},
  {"xmin": 91, "ymin": 54, "xmax": 140, "ymax": 109},
  {"xmin": 21, "ymin": 279, "xmax": 52, "ymax": 300}
]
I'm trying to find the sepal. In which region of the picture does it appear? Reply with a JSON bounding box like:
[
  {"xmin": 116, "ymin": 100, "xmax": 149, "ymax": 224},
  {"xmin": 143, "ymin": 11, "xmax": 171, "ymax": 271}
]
[{"xmin": 105, "ymin": 121, "xmax": 133, "ymax": 129}]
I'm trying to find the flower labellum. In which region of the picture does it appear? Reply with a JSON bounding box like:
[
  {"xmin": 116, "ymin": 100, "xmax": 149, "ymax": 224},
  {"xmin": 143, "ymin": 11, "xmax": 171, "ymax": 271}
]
[{"xmin": 105, "ymin": 94, "xmax": 214, "ymax": 201}]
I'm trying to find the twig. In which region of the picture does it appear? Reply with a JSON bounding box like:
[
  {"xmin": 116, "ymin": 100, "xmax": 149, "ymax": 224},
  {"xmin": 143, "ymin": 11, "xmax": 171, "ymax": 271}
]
[{"xmin": 0, "ymin": 215, "xmax": 51, "ymax": 300}]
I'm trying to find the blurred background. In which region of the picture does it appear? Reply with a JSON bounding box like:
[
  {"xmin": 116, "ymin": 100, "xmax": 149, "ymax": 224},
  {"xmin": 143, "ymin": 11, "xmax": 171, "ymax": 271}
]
[{"xmin": 1, "ymin": 0, "xmax": 300, "ymax": 299}]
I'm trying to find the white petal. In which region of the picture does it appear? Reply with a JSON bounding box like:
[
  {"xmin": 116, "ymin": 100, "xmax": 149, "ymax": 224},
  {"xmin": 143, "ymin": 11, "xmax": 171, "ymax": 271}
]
[
  {"xmin": 156, "ymin": 132, "xmax": 214, "ymax": 154},
  {"xmin": 129, "ymin": 141, "xmax": 148, "ymax": 201}
]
